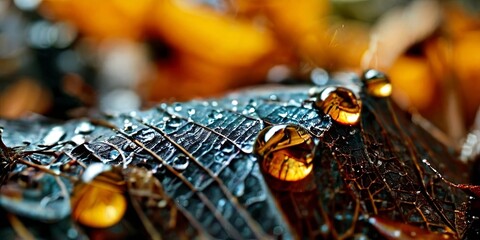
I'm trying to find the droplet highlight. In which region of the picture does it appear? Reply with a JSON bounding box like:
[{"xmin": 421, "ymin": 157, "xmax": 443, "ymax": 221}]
[
  {"xmin": 315, "ymin": 87, "xmax": 361, "ymax": 125},
  {"xmin": 254, "ymin": 125, "xmax": 314, "ymax": 181},
  {"xmin": 172, "ymin": 154, "xmax": 189, "ymax": 171},
  {"xmin": 362, "ymin": 69, "xmax": 392, "ymax": 97},
  {"xmin": 75, "ymin": 121, "xmax": 95, "ymax": 135},
  {"xmin": 42, "ymin": 126, "xmax": 66, "ymax": 145}
]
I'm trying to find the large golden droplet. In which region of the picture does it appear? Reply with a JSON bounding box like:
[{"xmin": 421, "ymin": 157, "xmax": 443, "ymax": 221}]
[
  {"xmin": 254, "ymin": 125, "xmax": 314, "ymax": 181},
  {"xmin": 362, "ymin": 69, "xmax": 392, "ymax": 97},
  {"xmin": 71, "ymin": 166, "xmax": 127, "ymax": 228},
  {"xmin": 315, "ymin": 87, "xmax": 361, "ymax": 125}
]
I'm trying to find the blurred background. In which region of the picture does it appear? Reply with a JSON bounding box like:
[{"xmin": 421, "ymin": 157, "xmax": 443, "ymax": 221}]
[{"xmin": 0, "ymin": 0, "xmax": 480, "ymax": 143}]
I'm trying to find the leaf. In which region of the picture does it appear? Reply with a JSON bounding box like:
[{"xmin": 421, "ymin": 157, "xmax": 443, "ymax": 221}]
[{"xmin": 0, "ymin": 84, "xmax": 479, "ymax": 239}]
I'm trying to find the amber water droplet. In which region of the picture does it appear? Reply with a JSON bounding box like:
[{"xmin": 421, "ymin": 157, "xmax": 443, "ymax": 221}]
[
  {"xmin": 254, "ymin": 125, "xmax": 314, "ymax": 181},
  {"xmin": 71, "ymin": 167, "xmax": 126, "ymax": 228},
  {"xmin": 362, "ymin": 69, "xmax": 392, "ymax": 97},
  {"xmin": 315, "ymin": 87, "xmax": 361, "ymax": 125}
]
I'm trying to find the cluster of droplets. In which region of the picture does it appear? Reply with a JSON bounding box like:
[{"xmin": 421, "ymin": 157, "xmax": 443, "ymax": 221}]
[{"xmin": 253, "ymin": 69, "xmax": 392, "ymax": 182}]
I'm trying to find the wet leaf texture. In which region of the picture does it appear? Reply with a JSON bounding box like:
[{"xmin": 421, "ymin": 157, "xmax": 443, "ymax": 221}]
[{"xmin": 0, "ymin": 84, "xmax": 478, "ymax": 239}]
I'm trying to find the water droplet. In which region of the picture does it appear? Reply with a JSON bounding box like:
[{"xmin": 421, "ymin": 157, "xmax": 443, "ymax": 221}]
[
  {"xmin": 211, "ymin": 101, "xmax": 218, "ymax": 107},
  {"xmin": 269, "ymin": 95, "xmax": 279, "ymax": 101},
  {"xmin": 172, "ymin": 155, "xmax": 189, "ymax": 171},
  {"xmin": 187, "ymin": 108, "xmax": 196, "ymax": 116},
  {"xmin": 138, "ymin": 130, "xmax": 156, "ymax": 142},
  {"xmin": 166, "ymin": 116, "xmax": 182, "ymax": 128},
  {"xmin": 173, "ymin": 103, "xmax": 182, "ymax": 112},
  {"xmin": 233, "ymin": 183, "xmax": 245, "ymax": 196},
  {"xmin": 362, "ymin": 69, "xmax": 392, "ymax": 97},
  {"xmin": 75, "ymin": 121, "xmax": 95, "ymax": 134},
  {"xmin": 278, "ymin": 112, "xmax": 288, "ymax": 118},
  {"xmin": 123, "ymin": 120, "xmax": 137, "ymax": 132},
  {"xmin": 123, "ymin": 142, "xmax": 137, "ymax": 151},
  {"xmin": 254, "ymin": 125, "xmax": 314, "ymax": 181},
  {"xmin": 109, "ymin": 150, "xmax": 120, "ymax": 161},
  {"xmin": 231, "ymin": 100, "xmax": 238, "ymax": 106},
  {"xmin": 315, "ymin": 87, "xmax": 361, "ymax": 125},
  {"xmin": 209, "ymin": 110, "xmax": 223, "ymax": 120},
  {"xmin": 42, "ymin": 126, "xmax": 66, "ymax": 145},
  {"xmin": 221, "ymin": 143, "xmax": 235, "ymax": 154},
  {"xmin": 242, "ymin": 105, "xmax": 256, "ymax": 115}
]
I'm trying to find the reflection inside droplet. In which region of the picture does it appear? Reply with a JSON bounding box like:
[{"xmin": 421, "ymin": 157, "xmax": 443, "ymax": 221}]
[
  {"xmin": 254, "ymin": 125, "xmax": 314, "ymax": 181},
  {"xmin": 315, "ymin": 87, "xmax": 361, "ymax": 125}
]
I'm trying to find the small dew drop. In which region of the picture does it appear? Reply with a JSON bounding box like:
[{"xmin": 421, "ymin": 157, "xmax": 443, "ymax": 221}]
[
  {"xmin": 172, "ymin": 155, "xmax": 189, "ymax": 171},
  {"xmin": 254, "ymin": 124, "xmax": 314, "ymax": 181},
  {"xmin": 243, "ymin": 105, "xmax": 256, "ymax": 114},
  {"xmin": 209, "ymin": 110, "xmax": 223, "ymax": 120},
  {"xmin": 166, "ymin": 117, "xmax": 182, "ymax": 128},
  {"xmin": 187, "ymin": 108, "xmax": 196, "ymax": 116},
  {"xmin": 269, "ymin": 94, "xmax": 279, "ymax": 101},
  {"xmin": 173, "ymin": 104, "xmax": 182, "ymax": 112},
  {"xmin": 123, "ymin": 120, "xmax": 136, "ymax": 132},
  {"xmin": 233, "ymin": 183, "xmax": 245, "ymax": 197},
  {"xmin": 278, "ymin": 112, "xmax": 288, "ymax": 118},
  {"xmin": 139, "ymin": 131, "xmax": 155, "ymax": 142},
  {"xmin": 108, "ymin": 150, "xmax": 120, "ymax": 161}
]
